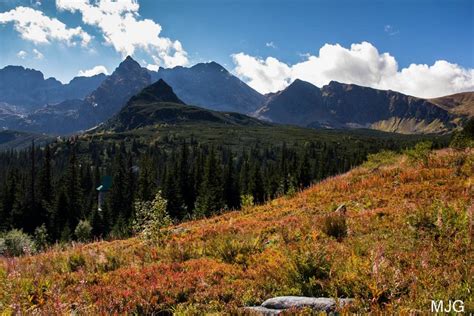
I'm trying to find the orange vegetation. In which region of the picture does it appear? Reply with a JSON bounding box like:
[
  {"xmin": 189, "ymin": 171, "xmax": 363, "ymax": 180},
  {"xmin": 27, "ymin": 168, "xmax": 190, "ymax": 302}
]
[{"xmin": 1, "ymin": 149, "xmax": 472, "ymax": 314}]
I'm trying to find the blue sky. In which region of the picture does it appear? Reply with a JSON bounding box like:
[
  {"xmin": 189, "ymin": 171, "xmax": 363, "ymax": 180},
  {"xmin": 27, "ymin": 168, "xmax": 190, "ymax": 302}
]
[{"xmin": 0, "ymin": 0, "xmax": 473, "ymax": 97}]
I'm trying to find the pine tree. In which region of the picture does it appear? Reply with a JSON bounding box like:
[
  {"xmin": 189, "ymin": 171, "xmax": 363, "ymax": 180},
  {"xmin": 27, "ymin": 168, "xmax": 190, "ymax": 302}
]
[
  {"xmin": 107, "ymin": 149, "xmax": 126, "ymax": 228},
  {"xmin": 195, "ymin": 149, "xmax": 224, "ymax": 217},
  {"xmin": 163, "ymin": 161, "xmax": 186, "ymax": 219},
  {"xmin": 0, "ymin": 169, "xmax": 18, "ymax": 231},
  {"xmin": 223, "ymin": 154, "xmax": 240, "ymax": 209},
  {"xmin": 38, "ymin": 145, "xmax": 52, "ymax": 204},
  {"xmin": 249, "ymin": 162, "xmax": 265, "ymax": 204},
  {"xmin": 66, "ymin": 147, "xmax": 82, "ymax": 229},
  {"xmin": 52, "ymin": 187, "xmax": 69, "ymax": 241},
  {"xmin": 178, "ymin": 141, "xmax": 195, "ymax": 212},
  {"xmin": 239, "ymin": 153, "xmax": 250, "ymax": 195},
  {"xmin": 298, "ymin": 149, "xmax": 311, "ymax": 188},
  {"xmin": 137, "ymin": 155, "xmax": 153, "ymax": 201}
]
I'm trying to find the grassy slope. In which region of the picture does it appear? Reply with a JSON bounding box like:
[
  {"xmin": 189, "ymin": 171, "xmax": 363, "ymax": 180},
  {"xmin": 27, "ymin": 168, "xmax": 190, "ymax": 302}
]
[
  {"xmin": 0, "ymin": 149, "xmax": 472, "ymax": 314},
  {"xmin": 82, "ymin": 123, "xmax": 449, "ymax": 154},
  {"xmin": 430, "ymin": 92, "xmax": 474, "ymax": 118}
]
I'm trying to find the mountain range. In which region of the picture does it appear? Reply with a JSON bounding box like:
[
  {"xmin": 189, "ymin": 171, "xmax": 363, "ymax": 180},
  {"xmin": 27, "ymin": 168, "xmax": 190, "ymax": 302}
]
[
  {"xmin": 0, "ymin": 65, "xmax": 106, "ymax": 110},
  {"xmin": 256, "ymin": 79, "xmax": 465, "ymax": 134},
  {"xmin": 0, "ymin": 56, "xmax": 472, "ymax": 135}
]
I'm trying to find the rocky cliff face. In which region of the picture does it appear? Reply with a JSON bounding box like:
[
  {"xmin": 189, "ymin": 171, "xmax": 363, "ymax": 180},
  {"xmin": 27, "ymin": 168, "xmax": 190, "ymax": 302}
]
[
  {"xmin": 256, "ymin": 80, "xmax": 457, "ymax": 133},
  {"xmin": 151, "ymin": 62, "xmax": 264, "ymax": 113}
]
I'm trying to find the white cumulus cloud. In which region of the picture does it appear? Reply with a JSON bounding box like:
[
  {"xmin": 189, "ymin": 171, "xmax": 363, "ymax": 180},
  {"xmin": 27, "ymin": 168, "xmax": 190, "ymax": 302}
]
[
  {"xmin": 16, "ymin": 50, "xmax": 27, "ymax": 59},
  {"xmin": 56, "ymin": 0, "xmax": 188, "ymax": 68},
  {"xmin": 232, "ymin": 41, "xmax": 474, "ymax": 98},
  {"xmin": 78, "ymin": 65, "xmax": 109, "ymax": 77},
  {"xmin": 32, "ymin": 48, "xmax": 43, "ymax": 59},
  {"xmin": 232, "ymin": 53, "xmax": 292, "ymax": 94},
  {"xmin": 0, "ymin": 6, "xmax": 91, "ymax": 46}
]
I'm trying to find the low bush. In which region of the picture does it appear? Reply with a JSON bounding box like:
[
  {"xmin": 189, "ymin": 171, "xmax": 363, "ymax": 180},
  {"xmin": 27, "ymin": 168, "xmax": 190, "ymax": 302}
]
[
  {"xmin": 0, "ymin": 229, "xmax": 35, "ymax": 257},
  {"xmin": 75, "ymin": 220, "xmax": 92, "ymax": 242},
  {"xmin": 133, "ymin": 191, "xmax": 172, "ymax": 242},
  {"xmin": 363, "ymin": 150, "xmax": 397, "ymax": 169},
  {"xmin": 68, "ymin": 253, "xmax": 86, "ymax": 272},
  {"xmin": 322, "ymin": 215, "xmax": 348, "ymax": 241},
  {"xmin": 286, "ymin": 244, "xmax": 331, "ymax": 297},
  {"xmin": 404, "ymin": 141, "xmax": 433, "ymax": 165},
  {"xmin": 450, "ymin": 119, "xmax": 474, "ymax": 149},
  {"xmin": 206, "ymin": 234, "xmax": 262, "ymax": 265},
  {"xmin": 34, "ymin": 224, "xmax": 49, "ymax": 251}
]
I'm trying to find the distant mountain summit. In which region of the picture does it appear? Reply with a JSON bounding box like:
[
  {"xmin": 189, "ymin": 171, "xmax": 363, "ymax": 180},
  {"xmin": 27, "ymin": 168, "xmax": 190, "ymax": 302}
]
[
  {"xmin": 103, "ymin": 79, "xmax": 266, "ymax": 132},
  {"xmin": 257, "ymin": 79, "xmax": 460, "ymax": 133},
  {"xmin": 0, "ymin": 65, "xmax": 105, "ymax": 109},
  {"xmin": 10, "ymin": 56, "xmax": 152, "ymax": 134},
  {"xmin": 151, "ymin": 62, "xmax": 264, "ymax": 113},
  {"xmin": 79, "ymin": 55, "xmax": 152, "ymax": 126}
]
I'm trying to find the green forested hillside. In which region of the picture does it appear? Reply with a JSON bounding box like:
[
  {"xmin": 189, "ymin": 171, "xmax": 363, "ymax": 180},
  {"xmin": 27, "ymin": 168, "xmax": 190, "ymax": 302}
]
[{"xmin": 0, "ymin": 120, "xmax": 448, "ymax": 243}]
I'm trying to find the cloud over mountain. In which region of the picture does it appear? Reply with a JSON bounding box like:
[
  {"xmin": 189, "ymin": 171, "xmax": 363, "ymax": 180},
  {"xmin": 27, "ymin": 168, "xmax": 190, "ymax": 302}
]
[
  {"xmin": 232, "ymin": 41, "xmax": 474, "ymax": 98},
  {"xmin": 56, "ymin": 0, "xmax": 188, "ymax": 68},
  {"xmin": 78, "ymin": 65, "xmax": 109, "ymax": 77}
]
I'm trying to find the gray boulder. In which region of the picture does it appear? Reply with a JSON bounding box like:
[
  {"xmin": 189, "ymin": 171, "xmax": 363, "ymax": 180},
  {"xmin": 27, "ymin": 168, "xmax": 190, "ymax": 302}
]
[
  {"xmin": 261, "ymin": 296, "xmax": 354, "ymax": 312},
  {"xmin": 242, "ymin": 306, "xmax": 283, "ymax": 315}
]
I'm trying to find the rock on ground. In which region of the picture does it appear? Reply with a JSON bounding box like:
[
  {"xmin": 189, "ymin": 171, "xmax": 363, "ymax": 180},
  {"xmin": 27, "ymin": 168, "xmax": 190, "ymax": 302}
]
[{"xmin": 244, "ymin": 296, "xmax": 354, "ymax": 314}]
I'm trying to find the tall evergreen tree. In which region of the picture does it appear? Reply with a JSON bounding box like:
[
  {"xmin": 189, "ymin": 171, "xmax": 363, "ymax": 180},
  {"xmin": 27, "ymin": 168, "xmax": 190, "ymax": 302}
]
[
  {"xmin": 223, "ymin": 155, "xmax": 240, "ymax": 209},
  {"xmin": 195, "ymin": 149, "xmax": 224, "ymax": 217},
  {"xmin": 137, "ymin": 155, "xmax": 153, "ymax": 201},
  {"xmin": 163, "ymin": 163, "xmax": 185, "ymax": 219},
  {"xmin": 38, "ymin": 145, "xmax": 53, "ymax": 204},
  {"xmin": 66, "ymin": 147, "xmax": 82, "ymax": 229},
  {"xmin": 249, "ymin": 162, "xmax": 265, "ymax": 204},
  {"xmin": 298, "ymin": 149, "xmax": 311, "ymax": 188}
]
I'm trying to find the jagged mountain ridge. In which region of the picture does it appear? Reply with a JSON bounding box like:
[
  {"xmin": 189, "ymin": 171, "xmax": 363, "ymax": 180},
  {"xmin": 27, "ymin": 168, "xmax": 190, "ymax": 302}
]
[
  {"xmin": 0, "ymin": 57, "xmax": 471, "ymax": 135},
  {"xmin": 0, "ymin": 65, "xmax": 106, "ymax": 109},
  {"xmin": 10, "ymin": 56, "xmax": 153, "ymax": 134},
  {"xmin": 256, "ymin": 79, "xmax": 464, "ymax": 134},
  {"xmin": 150, "ymin": 61, "xmax": 264, "ymax": 113}
]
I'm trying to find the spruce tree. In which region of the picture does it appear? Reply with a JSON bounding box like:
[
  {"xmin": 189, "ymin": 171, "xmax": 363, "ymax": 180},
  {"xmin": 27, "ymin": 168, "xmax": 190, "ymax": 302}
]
[
  {"xmin": 66, "ymin": 148, "xmax": 82, "ymax": 229},
  {"xmin": 195, "ymin": 149, "xmax": 224, "ymax": 217},
  {"xmin": 38, "ymin": 145, "xmax": 52, "ymax": 204},
  {"xmin": 223, "ymin": 155, "xmax": 240, "ymax": 209},
  {"xmin": 163, "ymin": 161, "xmax": 186, "ymax": 219},
  {"xmin": 137, "ymin": 155, "xmax": 153, "ymax": 201},
  {"xmin": 298, "ymin": 149, "xmax": 311, "ymax": 188},
  {"xmin": 249, "ymin": 162, "xmax": 265, "ymax": 204}
]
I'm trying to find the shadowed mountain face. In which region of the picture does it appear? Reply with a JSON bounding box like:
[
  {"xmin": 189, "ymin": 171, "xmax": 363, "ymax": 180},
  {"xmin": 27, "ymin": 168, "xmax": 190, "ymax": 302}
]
[
  {"xmin": 0, "ymin": 65, "xmax": 106, "ymax": 109},
  {"xmin": 256, "ymin": 80, "xmax": 459, "ymax": 133},
  {"xmin": 150, "ymin": 62, "xmax": 264, "ymax": 113},
  {"xmin": 0, "ymin": 58, "xmax": 470, "ymax": 135},
  {"xmin": 13, "ymin": 56, "xmax": 152, "ymax": 134},
  {"xmin": 77, "ymin": 55, "xmax": 152, "ymax": 127},
  {"xmin": 103, "ymin": 79, "xmax": 267, "ymax": 132}
]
